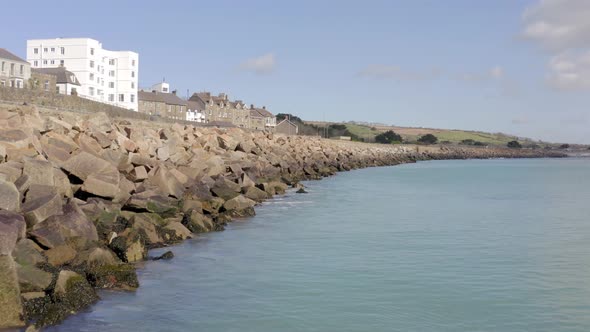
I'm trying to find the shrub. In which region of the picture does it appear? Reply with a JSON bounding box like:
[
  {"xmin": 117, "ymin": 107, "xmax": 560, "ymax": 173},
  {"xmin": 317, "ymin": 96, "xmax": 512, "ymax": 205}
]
[
  {"xmin": 507, "ymin": 140, "xmax": 522, "ymax": 148},
  {"xmin": 375, "ymin": 130, "xmax": 403, "ymax": 144},
  {"xmin": 417, "ymin": 134, "xmax": 438, "ymax": 145}
]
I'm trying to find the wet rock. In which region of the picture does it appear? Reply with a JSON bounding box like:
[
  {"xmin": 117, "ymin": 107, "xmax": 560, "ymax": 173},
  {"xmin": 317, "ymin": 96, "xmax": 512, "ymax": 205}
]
[
  {"xmin": 109, "ymin": 230, "xmax": 147, "ymax": 263},
  {"xmin": 86, "ymin": 263, "xmax": 139, "ymax": 290},
  {"xmin": 162, "ymin": 222, "xmax": 192, "ymax": 242},
  {"xmin": 153, "ymin": 251, "xmax": 174, "ymax": 261},
  {"xmin": 223, "ymin": 195, "xmax": 256, "ymax": 213},
  {"xmin": 181, "ymin": 210, "xmax": 215, "ymax": 233},
  {"xmin": 296, "ymin": 188, "xmax": 308, "ymax": 194}
]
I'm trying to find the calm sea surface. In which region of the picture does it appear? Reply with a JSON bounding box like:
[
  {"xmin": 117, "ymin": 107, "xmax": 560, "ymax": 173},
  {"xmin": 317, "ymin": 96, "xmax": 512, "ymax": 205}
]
[{"xmin": 50, "ymin": 158, "xmax": 590, "ymax": 332}]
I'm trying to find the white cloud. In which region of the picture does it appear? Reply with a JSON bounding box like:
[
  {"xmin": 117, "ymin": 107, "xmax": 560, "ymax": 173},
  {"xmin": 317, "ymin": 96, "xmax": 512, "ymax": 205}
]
[
  {"xmin": 548, "ymin": 51, "xmax": 590, "ymax": 90},
  {"xmin": 522, "ymin": 0, "xmax": 590, "ymax": 51},
  {"xmin": 239, "ymin": 53, "xmax": 276, "ymax": 74},
  {"xmin": 523, "ymin": 0, "xmax": 590, "ymax": 90}
]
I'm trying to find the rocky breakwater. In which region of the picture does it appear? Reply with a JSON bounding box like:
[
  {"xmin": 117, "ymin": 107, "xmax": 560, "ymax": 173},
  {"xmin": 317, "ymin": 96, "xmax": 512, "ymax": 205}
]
[{"xmin": 0, "ymin": 105, "xmax": 565, "ymax": 329}]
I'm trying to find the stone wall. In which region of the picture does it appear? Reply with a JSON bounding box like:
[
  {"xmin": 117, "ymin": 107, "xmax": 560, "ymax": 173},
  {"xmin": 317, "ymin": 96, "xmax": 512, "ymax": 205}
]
[
  {"xmin": 138, "ymin": 100, "xmax": 187, "ymax": 121},
  {"xmin": 0, "ymin": 87, "xmax": 195, "ymax": 125}
]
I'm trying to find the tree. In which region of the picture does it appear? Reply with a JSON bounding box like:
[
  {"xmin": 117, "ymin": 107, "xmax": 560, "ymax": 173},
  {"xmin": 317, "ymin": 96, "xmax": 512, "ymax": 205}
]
[
  {"xmin": 417, "ymin": 134, "xmax": 438, "ymax": 145},
  {"xmin": 507, "ymin": 140, "xmax": 522, "ymax": 148},
  {"xmin": 375, "ymin": 130, "xmax": 403, "ymax": 144}
]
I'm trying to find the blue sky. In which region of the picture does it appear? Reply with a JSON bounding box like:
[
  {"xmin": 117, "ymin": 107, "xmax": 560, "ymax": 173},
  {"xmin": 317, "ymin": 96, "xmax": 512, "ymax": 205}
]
[{"xmin": 3, "ymin": 0, "xmax": 589, "ymax": 143}]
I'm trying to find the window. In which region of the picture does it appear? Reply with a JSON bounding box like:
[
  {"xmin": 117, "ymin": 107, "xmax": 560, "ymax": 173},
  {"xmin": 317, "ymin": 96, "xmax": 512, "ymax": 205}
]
[
  {"xmin": 51, "ymin": 47, "xmax": 55, "ymax": 52},
  {"xmin": 132, "ymin": 59, "xmax": 136, "ymax": 66},
  {"xmin": 71, "ymin": 87, "xmax": 77, "ymax": 95},
  {"xmin": 60, "ymin": 47, "xmax": 65, "ymax": 55},
  {"xmin": 131, "ymin": 82, "xmax": 135, "ymax": 89},
  {"xmin": 109, "ymin": 59, "xmax": 115, "ymax": 65},
  {"xmin": 19, "ymin": 65, "xmax": 23, "ymax": 75},
  {"xmin": 119, "ymin": 94, "xmax": 124, "ymax": 102},
  {"xmin": 1, "ymin": 61, "xmax": 4, "ymax": 72},
  {"xmin": 34, "ymin": 48, "xmax": 38, "ymax": 54},
  {"xmin": 131, "ymin": 71, "xmax": 135, "ymax": 78},
  {"xmin": 90, "ymin": 48, "xmax": 94, "ymax": 55},
  {"xmin": 33, "ymin": 60, "xmax": 38, "ymax": 67},
  {"xmin": 44, "ymin": 80, "xmax": 49, "ymax": 91},
  {"xmin": 44, "ymin": 47, "xmax": 48, "ymax": 53},
  {"xmin": 109, "ymin": 82, "xmax": 114, "ymax": 88},
  {"xmin": 10, "ymin": 64, "xmax": 14, "ymax": 75},
  {"xmin": 50, "ymin": 60, "xmax": 55, "ymax": 65},
  {"xmin": 108, "ymin": 94, "xmax": 114, "ymax": 102},
  {"xmin": 60, "ymin": 60, "xmax": 64, "ymax": 66},
  {"xmin": 109, "ymin": 70, "xmax": 115, "ymax": 77},
  {"xmin": 130, "ymin": 94, "xmax": 135, "ymax": 103},
  {"xmin": 90, "ymin": 60, "xmax": 94, "ymax": 68},
  {"xmin": 163, "ymin": 87, "xmax": 168, "ymax": 92},
  {"xmin": 89, "ymin": 73, "xmax": 94, "ymax": 80},
  {"xmin": 16, "ymin": 80, "xmax": 22, "ymax": 88},
  {"xmin": 89, "ymin": 87, "xmax": 95, "ymax": 96},
  {"xmin": 0, "ymin": 80, "xmax": 5, "ymax": 86},
  {"xmin": 43, "ymin": 60, "xmax": 48, "ymax": 65}
]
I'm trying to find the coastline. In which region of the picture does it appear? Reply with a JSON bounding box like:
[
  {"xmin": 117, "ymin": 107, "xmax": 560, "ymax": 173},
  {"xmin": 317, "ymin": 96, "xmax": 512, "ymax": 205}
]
[{"xmin": 0, "ymin": 105, "xmax": 566, "ymax": 330}]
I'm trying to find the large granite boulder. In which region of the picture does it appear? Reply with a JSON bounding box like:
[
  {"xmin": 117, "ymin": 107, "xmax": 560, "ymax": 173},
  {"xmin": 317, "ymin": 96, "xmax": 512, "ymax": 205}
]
[
  {"xmin": 0, "ymin": 179, "xmax": 20, "ymax": 211},
  {"xmin": 29, "ymin": 200, "xmax": 98, "ymax": 249}
]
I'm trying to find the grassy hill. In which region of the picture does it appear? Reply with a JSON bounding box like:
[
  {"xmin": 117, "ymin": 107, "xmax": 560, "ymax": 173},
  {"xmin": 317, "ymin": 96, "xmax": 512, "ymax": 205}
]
[{"xmin": 305, "ymin": 121, "xmax": 547, "ymax": 147}]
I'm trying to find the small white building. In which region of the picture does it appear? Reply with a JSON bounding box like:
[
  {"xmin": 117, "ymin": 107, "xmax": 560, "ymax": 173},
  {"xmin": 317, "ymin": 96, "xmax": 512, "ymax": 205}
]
[
  {"xmin": 26, "ymin": 38, "xmax": 139, "ymax": 111},
  {"xmin": 150, "ymin": 81, "xmax": 170, "ymax": 93}
]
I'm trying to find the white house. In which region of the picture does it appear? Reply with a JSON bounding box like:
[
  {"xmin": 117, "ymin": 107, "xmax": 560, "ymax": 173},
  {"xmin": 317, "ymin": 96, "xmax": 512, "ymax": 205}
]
[{"xmin": 26, "ymin": 38, "xmax": 139, "ymax": 111}]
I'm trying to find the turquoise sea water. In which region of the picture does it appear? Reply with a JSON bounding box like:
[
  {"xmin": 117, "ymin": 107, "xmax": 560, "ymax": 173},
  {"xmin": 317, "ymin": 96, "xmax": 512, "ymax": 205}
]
[{"xmin": 50, "ymin": 158, "xmax": 590, "ymax": 332}]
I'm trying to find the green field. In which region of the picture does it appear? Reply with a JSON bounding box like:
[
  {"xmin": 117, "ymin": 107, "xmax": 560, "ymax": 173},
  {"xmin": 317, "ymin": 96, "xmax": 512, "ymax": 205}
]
[{"xmin": 340, "ymin": 123, "xmax": 543, "ymax": 146}]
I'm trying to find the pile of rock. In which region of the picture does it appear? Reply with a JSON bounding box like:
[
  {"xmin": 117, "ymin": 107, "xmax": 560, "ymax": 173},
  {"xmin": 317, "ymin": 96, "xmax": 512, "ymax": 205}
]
[{"xmin": 0, "ymin": 105, "xmax": 564, "ymax": 329}]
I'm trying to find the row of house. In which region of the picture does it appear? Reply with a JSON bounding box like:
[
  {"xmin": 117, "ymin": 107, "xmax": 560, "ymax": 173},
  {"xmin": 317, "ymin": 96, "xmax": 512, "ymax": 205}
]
[
  {"xmin": 2, "ymin": 38, "xmax": 296, "ymax": 133},
  {"xmin": 136, "ymin": 81, "xmax": 278, "ymax": 130}
]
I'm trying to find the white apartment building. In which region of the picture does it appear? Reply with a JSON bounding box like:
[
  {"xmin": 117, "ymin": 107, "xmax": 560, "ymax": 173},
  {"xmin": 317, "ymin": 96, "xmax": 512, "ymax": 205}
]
[{"xmin": 26, "ymin": 38, "xmax": 139, "ymax": 111}]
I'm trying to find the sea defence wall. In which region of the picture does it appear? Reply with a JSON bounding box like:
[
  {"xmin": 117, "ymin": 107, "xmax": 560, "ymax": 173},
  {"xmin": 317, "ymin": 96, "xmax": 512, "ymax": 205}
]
[{"xmin": 0, "ymin": 104, "xmax": 565, "ymax": 329}]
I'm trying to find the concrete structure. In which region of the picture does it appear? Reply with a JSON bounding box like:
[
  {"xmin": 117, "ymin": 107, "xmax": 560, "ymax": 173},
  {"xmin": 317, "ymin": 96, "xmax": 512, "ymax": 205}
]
[
  {"xmin": 275, "ymin": 118, "xmax": 299, "ymax": 135},
  {"xmin": 0, "ymin": 48, "xmax": 31, "ymax": 89},
  {"xmin": 32, "ymin": 67, "xmax": 80, "ymax": 95},
  {"xmin": 138, "ymin": 90, "xmax": 187, "ymax": 120},
  {"xmin": 26, "ymin": 38, "xmax": 138, "ymax": 111},
  {"xmin": 150, "ymin": 81, "xmax": 170, "ymax": 93}
]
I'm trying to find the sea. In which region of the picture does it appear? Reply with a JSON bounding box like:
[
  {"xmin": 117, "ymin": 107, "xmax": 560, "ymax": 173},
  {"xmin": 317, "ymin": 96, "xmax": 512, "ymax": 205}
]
[{"xmin": 49, "ymin": 158, "xmax": 590, "ymax": 332}]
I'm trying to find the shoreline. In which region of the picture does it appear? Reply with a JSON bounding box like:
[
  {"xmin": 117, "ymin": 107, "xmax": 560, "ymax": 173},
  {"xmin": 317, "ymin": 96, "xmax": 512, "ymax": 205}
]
[{"xmin": 0, "ymin": 104, "xmax": 566, "ymax": 330}]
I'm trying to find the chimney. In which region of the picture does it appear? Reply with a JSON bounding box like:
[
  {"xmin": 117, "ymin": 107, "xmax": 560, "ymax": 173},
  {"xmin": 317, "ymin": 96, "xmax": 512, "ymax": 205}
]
[
  {"xmin": 172, "ymin": 90, "xmax": 177, "ymax": 95},
  {"xmin": 250, "ymin": 104, "xmax": 254, "ymax": 109}
]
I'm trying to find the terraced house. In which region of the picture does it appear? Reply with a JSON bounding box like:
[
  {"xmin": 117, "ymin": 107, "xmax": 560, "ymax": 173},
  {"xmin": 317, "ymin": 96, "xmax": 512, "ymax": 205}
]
[
  {"xmin": 138, "ymin": 90, "xmax": 187, "ymax": 120},
  {"xmin": 0, "ymin": 48, "xmax": 31, "ymax": 88},
  {"xmin": 189, "ymin": 91, "xmax": 276, "ymax": 130}
]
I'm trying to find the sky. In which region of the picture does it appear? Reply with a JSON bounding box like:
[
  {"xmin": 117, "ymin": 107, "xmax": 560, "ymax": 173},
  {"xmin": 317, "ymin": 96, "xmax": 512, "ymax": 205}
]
[{"xmin": 2, "ymin": 0, "xmax": 589, "ymax": 143}]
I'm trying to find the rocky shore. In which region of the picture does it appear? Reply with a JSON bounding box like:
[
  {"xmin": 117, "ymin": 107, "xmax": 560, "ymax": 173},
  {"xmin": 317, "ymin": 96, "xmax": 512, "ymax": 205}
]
[{"xmin": 0, "ymin": 105, "xmax": 566, "ymax": 330}]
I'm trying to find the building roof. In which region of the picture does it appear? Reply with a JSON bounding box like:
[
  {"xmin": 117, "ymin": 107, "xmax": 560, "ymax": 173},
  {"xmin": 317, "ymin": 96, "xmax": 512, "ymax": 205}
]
[
  {"xmin": 187, "ymin": 100, "xmax": 205, "ymax": 111},
  {"xmin": 277, "ymin": 118, "xmax": 298, "ymax": 127},
  {"xmin": 139, "ymin": 90, "xmax": 187, "ymax": 106},
  {"xmin": 0, "ymin": 48, "xmax": 28, "ymax": 64},
  {"xmin": 32, "ymin": 67, "xmax": 81, "ymax": 85},
  {"xmin": 250, "ymin": 107, "xmax": 273, "ymax": 118}
]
